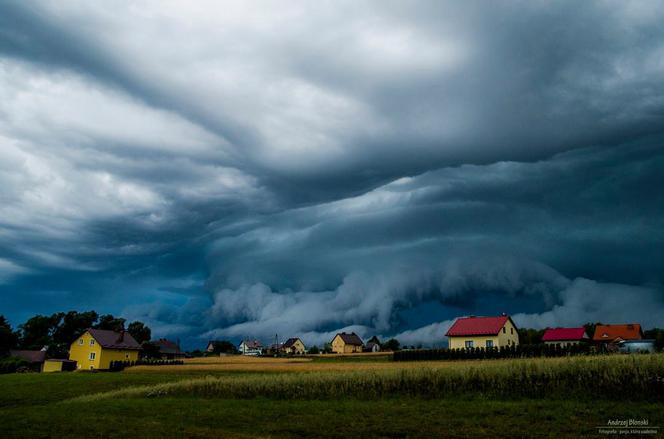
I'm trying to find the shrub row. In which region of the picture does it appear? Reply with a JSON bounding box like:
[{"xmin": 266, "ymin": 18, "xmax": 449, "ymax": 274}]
[
  {"xmin": 109, "ymin": 359, "xmax": 184, "ymax": 371},
  {"xmin": 393, "ymin": 343, "xmax": 592, "ymax": 361}
]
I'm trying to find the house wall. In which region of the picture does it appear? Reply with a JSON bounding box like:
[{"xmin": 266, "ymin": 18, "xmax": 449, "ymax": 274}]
[
  {"xmin": 43, "ymin": 360, "xmax": 63, "ymax": 373},
  {"xmin": 544, "ymin": 340, "xmax": 581, "ymax": 347},
  {"xmin": 99, "ymin": 348, "xmax": 139, "ymax": 369},
  {"xmin": 448, "ymin": 319, "xmax": 520, "ymax": 349},
  {"xmin": 69, "ymin": 331, "xmax": 103, "ymax": 370},
  {"xmin": 289, "ymin": 340, "xmax": 306, "ymax": 354}
]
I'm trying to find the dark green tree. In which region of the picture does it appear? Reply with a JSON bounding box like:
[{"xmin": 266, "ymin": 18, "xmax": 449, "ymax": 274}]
[
  {"xmin": 18, "ymin": 313, "xmax": 63, "ymax": 350},
  {"xmin": 95, "ymin": 314, "xmax": 126, "ymax": 332},
  {"xmin": 381, "ymin": 338, "xmax": 401, "ymax": 351},
  {"xmin": 307, "ymin": 345, "xmax": 320, "ymax": 354},
  {"xmin": 52, "ymin": 311, "xmax": 98, "ymax": 345},
  {"xmin": 0, "ymin": 315, "xmax": 18, "ymax": 356},
  {"xmin": 127, "ymin": 321, "xmax": 151, "ymax": 344},
  {"xmin": 210, "ymin": 340, "xmax": 237, "ymax": 354},
  {"xmin": 140, "ymin": 341, "xmax": 161, "ymax": 359}
]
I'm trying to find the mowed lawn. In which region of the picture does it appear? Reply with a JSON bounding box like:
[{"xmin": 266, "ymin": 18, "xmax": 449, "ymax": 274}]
[{"xmin": 2, "ymin": 354, "xmax": 663, "ymax": 438}]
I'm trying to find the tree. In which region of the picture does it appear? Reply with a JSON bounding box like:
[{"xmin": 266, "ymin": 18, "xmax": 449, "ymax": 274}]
[
  {"xmin": 381, "ymin": 338, "xmax": 401, "ymax": 351},
  {"xmin": 140, "ymin": 341, "xmax": 161, "ymax": 359},
  {"xmin": 95, "ymin": 314, "xmax": 126, "ymax": 332},
  {"xmin": 52, "ymin": 311, "xmax": 98, "ymax": 346},
  {"xmin": 644, "ymin": 328, "xmax": 664, "ymax": 351},
  {"xmin": 210, "ymin": 340, "xmax": 237, "ymax": 354},
  {"xmin": 518, "ymin": 328, "xmax": 544, "ymax": 345},
  {"xmin": 0, "ymin": 315, "xmax": 18, "ymax": 357},
  {"xmin": 127, "ymin": 321, "xmax": 151, "ymax": 344},
  {"xmin": 18, "ymin": 313, "xmax": 63, "ymax": 350},
  {"xmin": 584, "ymin": 322, "xmax": 602, "ymax": 340},
  {"xmin": 307, "ymin": 345, "xmax": 320, "ymax": 355}
]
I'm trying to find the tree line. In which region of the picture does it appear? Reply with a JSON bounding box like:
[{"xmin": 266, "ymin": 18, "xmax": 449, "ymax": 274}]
[{"xmin": 0, "ymin": 311, "xmax": 152, "ymax": 359}]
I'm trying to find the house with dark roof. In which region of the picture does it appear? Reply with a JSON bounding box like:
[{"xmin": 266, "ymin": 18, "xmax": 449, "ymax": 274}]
[
  {"xmin": 542, "ymin": 327, "xmax": 589, "ymax": 346},
  {"xmin": 282, "ymin": 337, "xmax": 306, "ymax": 355},
  {"xmin": 154, "ymin": 338, "xmax": 185, "ymax": 359},
  {"xmin": 331, "ymin": 332, "xmax": 364, "ymax": 354},
  {"xmin": 10, "ymin": 349, "xmax": 47, "ymax": 372},
  {"xmin": 68, "ymin": 328, "xmax": 142, "ymax": 370},
  {"xmin": 445, "ymin": 315, "xmax": 519, "ymax": 349},
  {"xmin": 364, "ymin": 336, "xmax": 381, "ymax": 352},
  {"xmin": 238, "ymin": 339, "xmax": 263, "ymax": 355}
]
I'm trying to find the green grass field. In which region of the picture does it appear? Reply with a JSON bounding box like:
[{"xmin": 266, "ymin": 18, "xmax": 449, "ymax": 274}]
[{"xmin": 2, "ymin": 354, "xmax": 663, "ymax": 438}]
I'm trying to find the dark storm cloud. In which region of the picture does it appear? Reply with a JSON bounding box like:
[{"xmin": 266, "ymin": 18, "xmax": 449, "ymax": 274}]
[{"xmin": 1, "ymin": 1, "xmax": 664, "ymax": 347}]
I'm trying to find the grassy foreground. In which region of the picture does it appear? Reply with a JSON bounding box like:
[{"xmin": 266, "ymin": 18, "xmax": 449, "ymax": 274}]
[{"xmin": 2, "ymin": 354, "xmax": 663, "ymax": 438}]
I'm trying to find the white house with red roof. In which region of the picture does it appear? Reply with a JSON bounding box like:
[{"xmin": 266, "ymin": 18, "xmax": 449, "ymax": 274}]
[
  {"xmin": 541, "ymin": 327, "xmax": 589, "ymax": 347},
  {"xmin": 238, "ymin": 339, "xmax": 263, "ymax": 355},
  {"xmin": 445, "ymin": 315, "xmax": 519, "ymax": 349}
]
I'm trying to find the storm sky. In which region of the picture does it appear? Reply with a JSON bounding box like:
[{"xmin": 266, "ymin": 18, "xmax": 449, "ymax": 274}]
[{"xmin": 1, "ymin": 1, "xmax": 663, "ymax": 348}]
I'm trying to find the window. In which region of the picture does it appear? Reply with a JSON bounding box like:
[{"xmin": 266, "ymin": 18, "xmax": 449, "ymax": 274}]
[
  {"xmin": 464, "ymin": 341, "xmax": 474, "ymax": 349},
  {"xmin": 502, "ymin": 327, "xmax": 506, "ymax": 334},
  {"xmin": 125, "ymin": 353, "xmax": 129, "ymax": 359},
  {"xmin": 486, "ymin": 340, "xmax": 493, "ymax": 348},
  {"xmin": 510, "ymin": 327, "xmax": 513, "ymax": 335},
  {"xmin": 89, "ymin": 352, "xmax": 96, "ymax": 360},
  {"xmin": 78, "ymin": 339, "xmax": 83, "ymax": 345},
  {"xmin": 90, "ymin": 339, "xmax": 95, "ymax": 346}
]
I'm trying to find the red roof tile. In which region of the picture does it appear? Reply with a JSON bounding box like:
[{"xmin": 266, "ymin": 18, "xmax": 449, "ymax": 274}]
[
  {"xmin": 542, "ymin": 327, "xmax": 588, "ymax": 342},
  {"xmin": 445, "ymin": 316, "xmax": 513, "ymax": 336},
  {"xmin": 592, "ymin": 324, "xmax": 642, "ymax": 342}
]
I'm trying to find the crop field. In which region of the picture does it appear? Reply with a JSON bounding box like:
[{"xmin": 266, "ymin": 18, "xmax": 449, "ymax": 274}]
[{"xmin": 2, "ymin": 354, "xmax": 664, "ymax": 438}]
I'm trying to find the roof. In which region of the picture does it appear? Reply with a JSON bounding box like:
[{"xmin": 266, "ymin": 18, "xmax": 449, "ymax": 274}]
[
  {"xmin": 10, "ymin": 350, "xmax": 46, "ymax": 363},
  {"xmin": 282, "ymin": 338, "xmax": 302, "ymax": 348},
  {"xmin": 367, "ymin": 336, "xmax": 381, "ymax": 344},
  {"xmin": 542, "ymin": 327, "xmax": 588, "ymax": 342},
  {"xmin": 154, "ymin": 338, "xmax": 182, "ymax": 355},
  {"xmin": 592, "ymin": 324, "xmax": 643, "ymax": 342},
  {"xmin": 86, "ymin": 328, "xmax": 142, "ymax": 350},
  {"xmin": 445, "ymin": 316, "xmax": 514, "ymax": 337},
  {"xmin": 334, "ymin": 332, "xmax": 363, "ymax": 345},
  {"xmin": 240, "ymin": 340, "xmax": 263, "ymax": 349}
]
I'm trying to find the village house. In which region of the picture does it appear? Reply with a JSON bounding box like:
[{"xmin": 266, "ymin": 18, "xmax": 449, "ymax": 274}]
[
  {"xmin": 592, "ymin": 324, "xmax": 643, "ymax": 351},
  {"xmin": 68, "ymin": 328, "xmax": 141, "ymax": 370},
  {"xmin": 364, "ymin": 336, "xmax": 381, "ymax": 352},
  {"xmin": 445, "ymin": 315, "xmax": 519, "ymax": 349},
  {"xmin": 331, "ymin": 332, "xmax": 364, "ymax": 353},
  {"xmin": 541, "ymin": 327, "xmax": 589, "ymax": 347},
  {"xmin": 154, "ymin": 338, "xmax": 185, "ymax": 359},
  {"xmin": 9, "ymin": 349, "xmax": 47, "ymax": 372},
  {"xmin": 282, "ymin": 337, "xmax": 306, "ymax": 355},
  {"xmin": 238, "ymin": 339, "xmax": 263, "ymax": 355}
]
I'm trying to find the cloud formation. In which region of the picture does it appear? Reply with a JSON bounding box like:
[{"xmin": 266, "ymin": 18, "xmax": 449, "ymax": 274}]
[{"xmin": 1, "ymin": 1, "xmax": 663, "ymax": 347}]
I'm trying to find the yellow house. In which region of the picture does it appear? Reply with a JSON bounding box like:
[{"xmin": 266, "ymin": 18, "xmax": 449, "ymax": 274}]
[
  {"xmin": 69, "ymin": 328, "xmax": 141, "ymax": 370},
  {"xmin": 282, "ymin": 337, "xmax": 306, "ymax": 355},
  {"xmin": 445, "ymin": 315, "xmax": 519, "ymax": 349},
  {"xmin": 331, "ymin": 332, "xmax": 363, "ymax": 354}
]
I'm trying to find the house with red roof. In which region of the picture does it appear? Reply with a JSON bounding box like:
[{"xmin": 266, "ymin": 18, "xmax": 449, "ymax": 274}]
[
  {"xmin": 541, "ymin": 327, "xmax": 589, "ymax": 347},
  {"xmin": 592, "ymin": 324, "xmax": 643, "ymax": 351},
  {"xmin": 445, "ymin": 315, "xmax": 519, "ymax": 349},
  {"xmin": 238, "ymin": 339, "xmax": 263, "ymax": 355}
]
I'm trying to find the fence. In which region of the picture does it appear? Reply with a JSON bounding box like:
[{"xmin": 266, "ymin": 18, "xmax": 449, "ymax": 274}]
[{"xmin": 393, "ymin": 343, "xmax": 593, "ymax": 361}]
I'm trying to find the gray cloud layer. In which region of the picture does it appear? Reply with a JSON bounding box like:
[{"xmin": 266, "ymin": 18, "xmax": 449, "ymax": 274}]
[{"xmin": 1, "ymin": 1, "xmax": 663, "ymax": 347}]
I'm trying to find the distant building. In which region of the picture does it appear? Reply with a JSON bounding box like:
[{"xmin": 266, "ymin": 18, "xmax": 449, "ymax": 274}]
[
  {"xmin": 331, "ymin": 332, "xmax": 364, "ymax": 354},
  {"xmin": 364, "ymin": 336, "xmax": 381, "ymax": 352},
  {"xmin": 69, "ymin": 328, "xmax": 141, "ymax": 370},
  {"xmin": 593, "ymin": 324, "xmax": 643, "ymax": 351},
  {"xmin": 43, "ymin": 359, "xmax": 77, "ymax": 373},
  {"xmin": 154, "ymin": 338, "xmax": 185, "ymax": 359},
  {"xmin": 617, "ymin": 339, "xmax": 655, "ymax": 353},
  {"xmin": 541, "ymin": 327, "xmax": 589, "ymax": 347},
  {"xmin": 282, "ymin": 338, "xmax": 306, "ymax": 355},
  {"xmin": 9, "ymin": 350, "xmax": 46, "ymax": 372},
  {"xmin": 238, "ymin": 340, "xmax": 263, "ymax": 355},
  {"xmin": 445, "ymin": 315, "xmax": 519, "ymax": 349}
]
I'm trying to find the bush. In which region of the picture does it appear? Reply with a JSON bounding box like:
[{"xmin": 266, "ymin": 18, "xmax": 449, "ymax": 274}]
[{"xmin": 0, "ymin": 357, "xmax": 30, "ymax": 374}]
